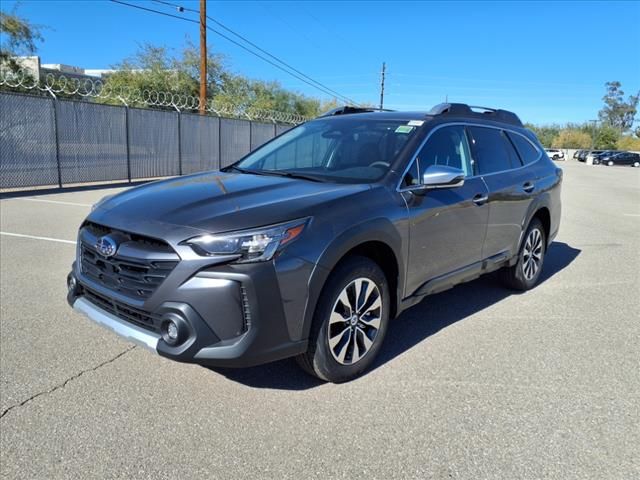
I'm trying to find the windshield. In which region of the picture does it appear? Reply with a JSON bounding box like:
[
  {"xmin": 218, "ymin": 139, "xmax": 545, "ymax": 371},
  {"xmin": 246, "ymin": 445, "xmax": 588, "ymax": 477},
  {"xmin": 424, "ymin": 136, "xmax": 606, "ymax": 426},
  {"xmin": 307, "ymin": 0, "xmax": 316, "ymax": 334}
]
[{"xmin": 229, "ymin": 116, "xmax": 421, "ymax": 183}]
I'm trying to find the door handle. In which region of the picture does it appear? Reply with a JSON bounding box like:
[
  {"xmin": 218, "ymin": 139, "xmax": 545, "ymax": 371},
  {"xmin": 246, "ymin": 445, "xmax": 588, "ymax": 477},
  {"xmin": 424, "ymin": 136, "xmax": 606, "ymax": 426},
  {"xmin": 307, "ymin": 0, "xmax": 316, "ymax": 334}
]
[
  {"xmin": 523, "ymin": 181, "xmax": 535, "ymax": 193},
  {"xmin": 472, "ymin": 193, "xmax": 488, "ymax": 206}
]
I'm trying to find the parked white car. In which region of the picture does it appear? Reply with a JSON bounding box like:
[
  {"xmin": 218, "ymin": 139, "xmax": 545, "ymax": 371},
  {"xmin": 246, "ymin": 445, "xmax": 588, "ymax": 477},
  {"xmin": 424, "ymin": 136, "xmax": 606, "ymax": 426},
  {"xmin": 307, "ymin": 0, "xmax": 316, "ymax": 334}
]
[{"xmin": 545, "ymin": 149, "xmax": 565, "ymax": 160}]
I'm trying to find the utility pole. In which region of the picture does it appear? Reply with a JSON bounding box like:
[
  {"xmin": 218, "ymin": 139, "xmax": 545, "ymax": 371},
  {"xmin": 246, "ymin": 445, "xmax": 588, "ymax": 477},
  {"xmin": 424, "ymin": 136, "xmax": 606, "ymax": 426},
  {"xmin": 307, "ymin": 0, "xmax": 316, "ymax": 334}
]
[
  {"xmin": 379, "ymin": 62, "xmax": 386, "ymax": 110},
  {"xmin": 199, "ymin": 0, "xmax": 207, "ymax": 115},
  {"xmin": 589, "ymin": 119, "xmax": 597, "ymax": 150}
]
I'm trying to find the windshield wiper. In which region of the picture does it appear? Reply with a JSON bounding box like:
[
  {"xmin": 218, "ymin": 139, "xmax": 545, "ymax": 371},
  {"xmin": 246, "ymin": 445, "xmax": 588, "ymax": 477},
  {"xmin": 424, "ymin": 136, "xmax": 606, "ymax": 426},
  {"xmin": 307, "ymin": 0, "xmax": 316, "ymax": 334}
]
[
  {"xmin": 224, "ymin": 165, "xmax": 253, "ymax": 174},
  {"xmin": 254, "ymin": 170, "xmax": 323, "ymax": 183},
  {"xmin": 224, "ymin": 165, "xmax": 322, "ymax": 182}
]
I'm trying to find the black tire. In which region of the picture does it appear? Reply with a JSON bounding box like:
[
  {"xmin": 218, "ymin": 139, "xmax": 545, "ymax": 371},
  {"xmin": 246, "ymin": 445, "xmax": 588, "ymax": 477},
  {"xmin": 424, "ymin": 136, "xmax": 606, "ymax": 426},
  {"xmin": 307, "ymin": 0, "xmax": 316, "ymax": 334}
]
[
  {"xmin": 296, "ymin": 256, "xmax": 390, "ymax": 383},
  {"xmin": 499, "ymin": 218, "xmax": 547, "ymax": 291}
]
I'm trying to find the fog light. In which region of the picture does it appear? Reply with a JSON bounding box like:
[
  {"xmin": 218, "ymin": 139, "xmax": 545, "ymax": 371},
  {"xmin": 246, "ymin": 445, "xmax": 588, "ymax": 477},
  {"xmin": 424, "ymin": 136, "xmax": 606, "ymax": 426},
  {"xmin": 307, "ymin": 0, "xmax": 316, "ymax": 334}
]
[
  {"xmin": 67, "ymin": 274, "xmax": 77, "ymax": 292},
  {"xmin": 167, "ymin": 321, "xmax": 178, "ymax": 341},
  {"xmin": 161, "ymin": 315, "xmax": 188, "ymax": 346}
]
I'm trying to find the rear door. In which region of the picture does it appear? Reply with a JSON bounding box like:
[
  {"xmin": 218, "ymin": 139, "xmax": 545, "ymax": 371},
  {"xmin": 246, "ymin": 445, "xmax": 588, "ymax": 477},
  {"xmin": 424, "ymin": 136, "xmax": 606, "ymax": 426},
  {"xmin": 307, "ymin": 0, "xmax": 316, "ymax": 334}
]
[
  {"xmin": 467, "ymin": 126, "xmax": 539, "ymax": 260},
  {"xmin": 617, "ymin": 152, "xmax": 634, "ymax": 165},
  {"xmin": 402, "ymin": 125, "xmax": 489, "ymax": 295}
]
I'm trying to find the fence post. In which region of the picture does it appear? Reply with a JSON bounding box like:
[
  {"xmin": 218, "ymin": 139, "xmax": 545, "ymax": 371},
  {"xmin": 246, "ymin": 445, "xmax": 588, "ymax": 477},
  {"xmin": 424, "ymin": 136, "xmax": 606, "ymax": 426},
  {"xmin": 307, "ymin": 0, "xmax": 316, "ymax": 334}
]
[
  {"xmin": 218, "ymin": 116, "xmax": 223, "ymax": 170},
  {"xmin": 44, "ymin": 89, "xmax": 63, "ymax": 188},
  {"xmin": 117, "ymin": 96, "xmax": 132, "ymax": 183},
  {"xmin": 52, "ymin": 99, "xmax": 63, "ymax": 188},
  {"xmin": 124, "ymin": 106, "xmax": 131, "ymax": 182},
  {"xmin": 177, "ymin": 110, "xmax": 182, "ymax": 176}
]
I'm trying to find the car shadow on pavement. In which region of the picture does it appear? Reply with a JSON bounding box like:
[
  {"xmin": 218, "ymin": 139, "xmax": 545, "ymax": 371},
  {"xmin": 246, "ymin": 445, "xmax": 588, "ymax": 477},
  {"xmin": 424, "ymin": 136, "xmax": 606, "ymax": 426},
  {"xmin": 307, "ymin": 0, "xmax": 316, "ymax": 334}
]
[{"xmin": 209, "ymin": 241, "xmax": 581, "ymax": 390}]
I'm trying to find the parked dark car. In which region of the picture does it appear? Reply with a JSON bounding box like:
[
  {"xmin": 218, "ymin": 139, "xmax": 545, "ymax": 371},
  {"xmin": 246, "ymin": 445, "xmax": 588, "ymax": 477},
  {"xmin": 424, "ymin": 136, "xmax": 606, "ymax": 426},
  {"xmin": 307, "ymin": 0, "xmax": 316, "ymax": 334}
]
[
  {"xmin": 573, "ymin": 150, "xmax": 584, "ymax": 160},
  {"xmin": 583, "ymin": 150, "xmax": 605, "ymax": 163},
  {"xmin": 599, "ymin": 151, "xmax": 640, "ymax": 167},
  {"xmin": 67, "ymin": 103, "xmax": 562, "ymax": 382},
  {"xmin": 591, "ymin": 150, "xmax": 619, "ymax": 165},
  {"xmin": 578, "ymin": 150, "xmax": 591, "ymax": 162}
]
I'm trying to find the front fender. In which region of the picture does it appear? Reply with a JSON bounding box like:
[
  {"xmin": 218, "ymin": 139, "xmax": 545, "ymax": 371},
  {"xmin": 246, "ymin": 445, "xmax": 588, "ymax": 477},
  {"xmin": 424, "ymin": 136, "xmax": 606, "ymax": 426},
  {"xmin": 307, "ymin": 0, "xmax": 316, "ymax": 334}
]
[{"xmin": 300, "ymin": 217, "xmax": 406, "ymax": 341}]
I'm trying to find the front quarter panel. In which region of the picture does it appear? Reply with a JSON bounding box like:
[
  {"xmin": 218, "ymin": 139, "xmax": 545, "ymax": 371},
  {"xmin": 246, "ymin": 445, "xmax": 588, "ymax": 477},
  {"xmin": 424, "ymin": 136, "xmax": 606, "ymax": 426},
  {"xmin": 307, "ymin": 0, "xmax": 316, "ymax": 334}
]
[{"xmin": 281, "ymin": 185, "xmax": 409, "ymax": 342}]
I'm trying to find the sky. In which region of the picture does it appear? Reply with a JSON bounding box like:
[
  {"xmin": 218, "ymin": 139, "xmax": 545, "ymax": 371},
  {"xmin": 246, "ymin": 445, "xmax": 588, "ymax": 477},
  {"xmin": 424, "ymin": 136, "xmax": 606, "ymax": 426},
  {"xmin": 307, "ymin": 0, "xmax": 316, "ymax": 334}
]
[{"xmin": 2, "ymin": 0, "xmax": 639, "ymax": 125}]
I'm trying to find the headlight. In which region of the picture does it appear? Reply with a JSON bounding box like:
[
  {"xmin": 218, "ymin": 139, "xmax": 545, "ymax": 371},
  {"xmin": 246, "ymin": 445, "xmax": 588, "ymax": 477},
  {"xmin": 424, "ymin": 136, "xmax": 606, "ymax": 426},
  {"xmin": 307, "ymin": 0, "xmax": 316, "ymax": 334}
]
[{"xmin": 183, "ymin": 218, "xmax": 310, "ymax": 263}]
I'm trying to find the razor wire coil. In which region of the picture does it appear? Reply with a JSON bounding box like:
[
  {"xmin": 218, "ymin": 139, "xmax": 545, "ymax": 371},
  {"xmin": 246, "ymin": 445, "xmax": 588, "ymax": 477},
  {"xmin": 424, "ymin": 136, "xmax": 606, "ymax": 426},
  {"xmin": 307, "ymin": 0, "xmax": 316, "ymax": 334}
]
[{"xmin": 0, "ymin": 68, "xmax": 309, "ymax": 124}]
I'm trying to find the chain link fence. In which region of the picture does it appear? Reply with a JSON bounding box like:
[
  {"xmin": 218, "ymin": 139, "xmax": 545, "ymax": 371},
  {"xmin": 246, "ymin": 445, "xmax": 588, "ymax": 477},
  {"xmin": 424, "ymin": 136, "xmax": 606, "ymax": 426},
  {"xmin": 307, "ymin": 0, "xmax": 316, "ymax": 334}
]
[{"xmin": 0, "ymin": 91, "xmax": 293, "ymax": 190}]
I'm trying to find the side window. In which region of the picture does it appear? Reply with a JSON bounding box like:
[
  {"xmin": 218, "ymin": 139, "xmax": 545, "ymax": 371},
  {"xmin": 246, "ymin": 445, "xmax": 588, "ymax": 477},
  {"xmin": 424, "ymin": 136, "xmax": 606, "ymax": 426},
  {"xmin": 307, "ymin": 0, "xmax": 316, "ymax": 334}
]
[
  {"xmin": 467, "ymin": 126, "xmax": 517, "ymax": 174},
  {"xmin": 501, "ymin": 131, "xmax": 523, "ymax": 167},
  {"xmin": 415, "ymin": 125, "xmax": 473, "ymax": 178},
  {"xmin": 402, "ymin": 160, "xmax": 420, "ymax": 187},
  {"xmin": 506, "ymin": 131, "xmax": 540, "ymax": 165}
]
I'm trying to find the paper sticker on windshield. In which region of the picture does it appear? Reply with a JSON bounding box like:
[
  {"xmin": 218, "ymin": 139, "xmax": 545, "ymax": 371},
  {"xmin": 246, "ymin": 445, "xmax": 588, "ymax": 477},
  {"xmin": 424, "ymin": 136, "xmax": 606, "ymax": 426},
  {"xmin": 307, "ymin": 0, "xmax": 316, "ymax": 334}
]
[
  {"xmin": 395, "ymin": 125, "xmax": 414, "ymax": 134},
  {"xmin": 408, "ymin": 120, "xmax": 424, "ymax": 127}
]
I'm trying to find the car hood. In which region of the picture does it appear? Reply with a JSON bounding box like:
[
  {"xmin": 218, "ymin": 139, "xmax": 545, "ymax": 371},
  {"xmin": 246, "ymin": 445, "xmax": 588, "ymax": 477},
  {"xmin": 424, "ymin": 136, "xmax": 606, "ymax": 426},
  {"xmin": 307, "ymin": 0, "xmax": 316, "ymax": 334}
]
[{"xmin": 89, "ymin": 171, "xmax": 369, "ymax": 237}]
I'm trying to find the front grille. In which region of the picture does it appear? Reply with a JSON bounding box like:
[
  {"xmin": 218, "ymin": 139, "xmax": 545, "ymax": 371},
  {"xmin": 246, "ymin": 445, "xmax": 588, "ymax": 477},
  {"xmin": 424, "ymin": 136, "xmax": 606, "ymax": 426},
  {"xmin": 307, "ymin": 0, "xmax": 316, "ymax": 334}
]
[
  {"xmin": 79, "ymin": 222, "xmax": 179, "ymax": 299},
  {"xmin": 84, "ymin": 222, "xmax": 173, "ymax": 252},
  {"xmin": 83, "ymin": 287, "xmax": 161, "ymax": 333}
]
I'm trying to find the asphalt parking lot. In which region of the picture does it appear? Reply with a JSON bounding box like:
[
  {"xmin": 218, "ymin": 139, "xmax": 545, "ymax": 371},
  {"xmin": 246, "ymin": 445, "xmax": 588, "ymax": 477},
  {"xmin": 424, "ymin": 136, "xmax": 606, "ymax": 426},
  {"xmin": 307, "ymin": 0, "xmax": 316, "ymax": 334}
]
[{"xmin": 1, "ymin": 161, "xmax": 639, "ymax": 479}]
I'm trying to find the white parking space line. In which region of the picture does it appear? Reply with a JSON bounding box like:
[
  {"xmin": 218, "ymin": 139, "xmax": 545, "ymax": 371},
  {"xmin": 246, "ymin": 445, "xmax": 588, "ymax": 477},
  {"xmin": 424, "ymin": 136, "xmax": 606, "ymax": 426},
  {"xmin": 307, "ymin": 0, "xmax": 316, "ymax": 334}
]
[
  {"xmin": 0, "ymin": 231, "xmax": 77, "ymax": 245},
  {"xmin": 6, "ymin": 198, "xmax": 92, "ymax": 207},
  {"xmin": 622, "ymin": 213, "xmax": 640, "ymax": 217}
]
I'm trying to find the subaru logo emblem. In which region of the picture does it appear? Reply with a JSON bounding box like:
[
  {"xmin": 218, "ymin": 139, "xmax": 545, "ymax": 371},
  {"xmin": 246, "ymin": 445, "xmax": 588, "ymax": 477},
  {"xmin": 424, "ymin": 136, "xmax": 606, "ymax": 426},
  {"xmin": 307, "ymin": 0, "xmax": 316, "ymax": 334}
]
[{"xmin": 95, "ymin": 236, "xmax": 118, "ymax": 257}]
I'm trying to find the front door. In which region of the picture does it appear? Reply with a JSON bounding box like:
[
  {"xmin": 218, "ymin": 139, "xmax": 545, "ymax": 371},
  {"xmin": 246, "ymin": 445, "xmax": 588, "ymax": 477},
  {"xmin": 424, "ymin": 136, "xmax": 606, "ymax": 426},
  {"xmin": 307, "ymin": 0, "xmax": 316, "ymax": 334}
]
[{"xmin": 402, "ymin": 125, "xmax": 489, "ymax": 295}]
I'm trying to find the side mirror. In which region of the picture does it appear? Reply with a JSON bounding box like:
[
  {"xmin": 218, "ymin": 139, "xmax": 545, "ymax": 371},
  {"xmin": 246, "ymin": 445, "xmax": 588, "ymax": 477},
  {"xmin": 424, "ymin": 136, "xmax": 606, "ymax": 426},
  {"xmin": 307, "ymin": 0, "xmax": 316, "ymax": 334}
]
[{"xmin": 421, "ymin": 165, "xmax": 465, "ymax": 189}]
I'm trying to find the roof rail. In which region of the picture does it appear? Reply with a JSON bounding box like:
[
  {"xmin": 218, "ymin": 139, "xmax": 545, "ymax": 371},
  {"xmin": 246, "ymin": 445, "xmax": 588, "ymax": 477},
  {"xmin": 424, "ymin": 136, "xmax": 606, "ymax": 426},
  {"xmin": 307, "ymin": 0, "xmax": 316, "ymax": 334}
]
[
  {"xmin": 427, "ymin": 103, "xmax": 523, "ymax": 127},
  {"xmin": 318, "ymin": 106, "xmax": 396, "ymax": 117}
]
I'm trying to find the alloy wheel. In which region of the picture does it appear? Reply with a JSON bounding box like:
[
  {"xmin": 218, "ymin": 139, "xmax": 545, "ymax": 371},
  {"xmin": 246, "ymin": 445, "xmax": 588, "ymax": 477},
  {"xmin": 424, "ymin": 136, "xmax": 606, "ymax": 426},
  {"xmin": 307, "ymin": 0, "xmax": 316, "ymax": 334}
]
[
  {"xmin": 327, "ymin": 277, "xmax": 382, "ymax": 365},
  {"xmin": 522, "ymin": 228, "xmax": 543, "ymax": 281}
]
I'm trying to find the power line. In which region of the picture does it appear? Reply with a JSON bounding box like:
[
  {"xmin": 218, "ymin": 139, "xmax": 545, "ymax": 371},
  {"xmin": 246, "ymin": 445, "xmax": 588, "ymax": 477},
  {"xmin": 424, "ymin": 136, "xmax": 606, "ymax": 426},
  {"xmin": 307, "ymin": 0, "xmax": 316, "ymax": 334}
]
[
  {"xmin": 112, "ymin": 0, "xmax": 357, "ymax": 104},
  {"xmin": 151, "ymin": 0, "xmax": 357, "ymax": 104}
]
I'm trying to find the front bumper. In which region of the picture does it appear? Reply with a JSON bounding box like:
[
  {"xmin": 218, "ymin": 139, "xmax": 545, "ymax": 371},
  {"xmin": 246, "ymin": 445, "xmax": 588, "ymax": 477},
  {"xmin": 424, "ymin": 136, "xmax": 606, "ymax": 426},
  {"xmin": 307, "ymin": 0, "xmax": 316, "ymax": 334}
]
[
  {"xmin": 73, "ymin": 296, "xmax": 160, "ymax": 351},
  {"xmin": 68, "ymin": 256, "xmax": 311, "ymax": 367}
]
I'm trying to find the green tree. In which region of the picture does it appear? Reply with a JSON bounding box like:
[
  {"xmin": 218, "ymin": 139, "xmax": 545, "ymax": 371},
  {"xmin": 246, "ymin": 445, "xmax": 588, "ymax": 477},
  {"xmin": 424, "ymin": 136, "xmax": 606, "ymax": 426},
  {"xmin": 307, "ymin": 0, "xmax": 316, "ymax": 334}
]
[
  {"xmin": 99, "ymin": 41, "xmax": 333, "ymax": 118},
  {"xmin": 593, "ymin": 124, "xmax": 619, "ymax": 149},
  {"xmin": 553, "ymin": 129, "xmax": 592, "ymax": 148},
  {"xmin": 0, "ymin": 10, "xmax": 42, "ymax": 71},
  {"xmin": 97, "ymin": 43, "xmax": 225, "ymax": 109},
  {"xmin": 525, "ymin": 123, "xmax": 560, "ymax": 148},
  {"xmin": 598, "ymin": 81, "xmax": 639, "ymax": 132},
  {"xmin": 617, "ymin": 135, "xmax": 640, "ymax": 152},
  {"xmin": 214, "ymin": 74, "xmax": 332, "ymax": 117}
]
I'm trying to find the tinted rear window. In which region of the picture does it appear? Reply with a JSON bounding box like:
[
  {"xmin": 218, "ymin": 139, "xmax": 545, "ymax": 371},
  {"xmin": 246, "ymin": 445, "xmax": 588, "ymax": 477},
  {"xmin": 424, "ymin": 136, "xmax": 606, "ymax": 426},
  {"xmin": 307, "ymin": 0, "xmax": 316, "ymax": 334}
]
[
  {"xmin": 507, "ymin": 132, "xmax": 540, "ymax": 165},
  {"xmin": 468, "ymin": 126, "xmax": 518, "ymax": 174}
]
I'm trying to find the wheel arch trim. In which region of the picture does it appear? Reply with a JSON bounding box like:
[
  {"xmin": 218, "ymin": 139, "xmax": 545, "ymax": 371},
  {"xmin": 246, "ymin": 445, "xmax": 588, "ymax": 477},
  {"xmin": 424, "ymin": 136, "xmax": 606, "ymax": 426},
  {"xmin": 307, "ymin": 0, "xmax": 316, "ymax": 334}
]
[{"xmin": 301, "ymin": 218, "xmax": 404, "ymax": 341}]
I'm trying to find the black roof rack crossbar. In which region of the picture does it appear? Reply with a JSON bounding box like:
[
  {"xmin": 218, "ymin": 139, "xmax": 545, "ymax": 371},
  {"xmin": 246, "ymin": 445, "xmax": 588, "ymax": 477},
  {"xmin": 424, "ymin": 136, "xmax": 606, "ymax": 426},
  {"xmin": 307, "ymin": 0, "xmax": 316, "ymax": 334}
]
[
  {"xmin": 318, "ymin": 106, "xmax": 396, "ymax": 117},
  {"xmin": 427, "ymin": 103, "xmax": 523, "ymax": 127}
]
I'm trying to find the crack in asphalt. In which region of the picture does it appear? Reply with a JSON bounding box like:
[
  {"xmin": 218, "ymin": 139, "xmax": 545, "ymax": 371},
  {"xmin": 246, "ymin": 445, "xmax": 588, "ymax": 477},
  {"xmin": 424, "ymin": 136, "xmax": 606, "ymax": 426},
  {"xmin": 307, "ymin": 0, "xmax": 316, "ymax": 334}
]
[{"xmin": 0, "ymin": 345, "xmax": 136, "ymax": 420}]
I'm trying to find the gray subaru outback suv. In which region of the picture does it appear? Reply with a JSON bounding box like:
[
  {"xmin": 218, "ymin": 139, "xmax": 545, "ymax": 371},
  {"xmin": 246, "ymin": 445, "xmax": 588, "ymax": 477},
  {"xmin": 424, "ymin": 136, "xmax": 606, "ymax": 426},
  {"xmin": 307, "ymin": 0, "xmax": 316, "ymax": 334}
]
[{"xmin": 67, "ymin": 103, "xmax": 562, "ymax": 382}]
